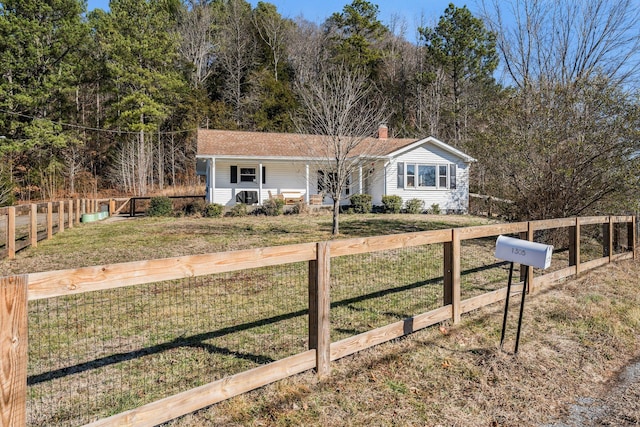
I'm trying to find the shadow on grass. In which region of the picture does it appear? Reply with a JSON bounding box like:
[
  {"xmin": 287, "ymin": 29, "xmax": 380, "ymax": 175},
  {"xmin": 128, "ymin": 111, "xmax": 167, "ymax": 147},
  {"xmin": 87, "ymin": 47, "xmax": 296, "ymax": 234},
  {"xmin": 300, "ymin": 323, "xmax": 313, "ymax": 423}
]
[
  {"xmin": 325, "ymin": 217, "xmax": 458, "ymax": 237},
  {"xmin": 28, "ymin": 259, "xmax": 510, "ymax": 386}
]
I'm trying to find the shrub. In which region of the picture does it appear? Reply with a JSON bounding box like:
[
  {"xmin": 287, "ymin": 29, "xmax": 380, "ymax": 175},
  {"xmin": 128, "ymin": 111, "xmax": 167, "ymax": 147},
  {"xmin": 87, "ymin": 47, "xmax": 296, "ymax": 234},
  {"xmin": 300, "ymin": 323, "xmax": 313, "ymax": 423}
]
[
  {"xmin": 204, "ymin": 203, "xmax": 224, "ymax": 218},
  {"xmin": 261, "ymin": 198, "xmax": 285, "ymax": 216},
  {"xmin": 147, "ymin": 196, "xmax": 173, "ymax": 217},
  {"xmin": 405, "ymin": 198, "xmax": 424, "ymax": 214},
  {"xmin": 291, "ymin": 200, "xmax": 310, "ymax": 215},
  {"xmin": 429, "ymin": 203, "xmax": 441, "ymax": 215},
  {"xmin": 227, "ymin": 203, "xmax": 248, "ymax": 217},
  {"xmin": 381, "ymin": 195, "xmax": 403, "ymax": 214},
  {"xmin": 184, "ymin": 198, "xmax": 206, "ymax": 216},
  {"xmin": 350, "ymin": 193, "xmax": 372, "ymax": 214}
]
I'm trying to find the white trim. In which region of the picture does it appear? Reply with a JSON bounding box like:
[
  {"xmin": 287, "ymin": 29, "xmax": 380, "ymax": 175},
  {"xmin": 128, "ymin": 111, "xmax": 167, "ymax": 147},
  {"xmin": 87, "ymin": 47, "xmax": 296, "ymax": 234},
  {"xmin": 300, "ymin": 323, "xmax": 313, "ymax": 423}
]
[
  {"xmin": 305, "ymin": 164, "xmax": 309, "ymax": 203},
  {"xmin": 206, "ymin": 159, "xmax": 215, "ymax": 203},
  {"xmin": 197, "ymin": 154, "xmax": 329, "ymax": 162},
  {"xmin": 388, "ymin": 136, "xmax": 476, "ymax": 163},
  {"xmin": 258, "ymin": 163, "xmax": 263, "ymax": 204},
  {"xmin": 403, "ymin": 162, "xmax": 456, "ymax": 190}
]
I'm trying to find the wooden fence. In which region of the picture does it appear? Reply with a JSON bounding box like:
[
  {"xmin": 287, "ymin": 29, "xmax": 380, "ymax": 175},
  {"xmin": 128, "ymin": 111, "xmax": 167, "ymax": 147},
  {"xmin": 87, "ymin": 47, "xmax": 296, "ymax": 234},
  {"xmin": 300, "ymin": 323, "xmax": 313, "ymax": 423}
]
[
  {"xmin": 0, "ymin": 215, "xmax": 636, "ymax": 426},
  {"xmin": 0, "ymin": 198, "xmax": 129, "ymax": 260}
]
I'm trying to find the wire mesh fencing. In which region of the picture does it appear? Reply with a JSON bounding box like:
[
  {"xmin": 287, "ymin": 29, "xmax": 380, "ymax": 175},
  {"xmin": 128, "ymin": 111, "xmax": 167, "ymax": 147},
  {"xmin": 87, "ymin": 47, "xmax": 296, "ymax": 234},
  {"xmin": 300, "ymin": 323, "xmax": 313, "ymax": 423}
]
[
  {"xmin": 613, "ymin": 221, "xmax": 632, "ymax": 255},
  {"xmin": 580, "ymin": 223, "xmax": 606, "ymax": 263},
  {"xmin": 460, "ymin": 235, "xmax": 515, "ymax": 301},
  {"xmin": 27, "ymin": 262, "xmax": 309, "ymax": 426},
  {"xmin": 330, "ymin": 244, "xmax": 444, "ymax": 342},
  {"xmin": 532, "ymin": 227, "xmax": 571, "ymax": 274}
]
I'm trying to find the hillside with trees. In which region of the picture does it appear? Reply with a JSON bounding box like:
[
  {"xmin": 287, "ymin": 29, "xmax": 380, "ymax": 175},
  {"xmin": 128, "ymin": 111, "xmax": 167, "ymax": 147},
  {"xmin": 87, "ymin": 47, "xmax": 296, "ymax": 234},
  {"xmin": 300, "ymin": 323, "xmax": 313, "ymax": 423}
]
[{"xmin": 1, "ymin": 0, "xmax": 638, "ymax": 219}]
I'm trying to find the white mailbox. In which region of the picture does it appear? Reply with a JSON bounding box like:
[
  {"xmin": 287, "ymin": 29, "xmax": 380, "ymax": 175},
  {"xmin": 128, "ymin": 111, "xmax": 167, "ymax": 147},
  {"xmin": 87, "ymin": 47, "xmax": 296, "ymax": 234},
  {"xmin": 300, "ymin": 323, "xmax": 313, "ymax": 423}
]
[{"xmin": 495, "ymin": 235, "xmax": 553, "ymax": 269}]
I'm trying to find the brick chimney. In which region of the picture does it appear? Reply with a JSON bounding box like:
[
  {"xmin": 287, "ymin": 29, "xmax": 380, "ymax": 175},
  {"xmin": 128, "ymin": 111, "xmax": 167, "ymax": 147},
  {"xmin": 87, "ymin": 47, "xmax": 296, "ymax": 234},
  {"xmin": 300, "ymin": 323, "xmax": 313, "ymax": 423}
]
[{"xmin": 377, "ymin": 124, "xmax": 388, "ymax": 139}]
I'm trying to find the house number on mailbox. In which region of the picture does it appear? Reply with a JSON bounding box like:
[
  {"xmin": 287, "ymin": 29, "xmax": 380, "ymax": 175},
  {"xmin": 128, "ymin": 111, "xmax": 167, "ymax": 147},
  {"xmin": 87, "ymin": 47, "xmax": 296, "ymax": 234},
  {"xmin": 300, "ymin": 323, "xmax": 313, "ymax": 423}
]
[{"xmin": 511, "ymin": 248, "xmax": 526, "ymax": 256}]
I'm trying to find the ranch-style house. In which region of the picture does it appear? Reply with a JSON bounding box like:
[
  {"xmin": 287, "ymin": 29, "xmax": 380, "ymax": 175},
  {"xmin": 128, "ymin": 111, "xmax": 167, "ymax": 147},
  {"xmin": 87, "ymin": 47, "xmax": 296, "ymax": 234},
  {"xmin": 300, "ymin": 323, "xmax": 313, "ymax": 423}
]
[{"xmin": 196, "ymin": 126, "xmax": 476, "ymax": 213}]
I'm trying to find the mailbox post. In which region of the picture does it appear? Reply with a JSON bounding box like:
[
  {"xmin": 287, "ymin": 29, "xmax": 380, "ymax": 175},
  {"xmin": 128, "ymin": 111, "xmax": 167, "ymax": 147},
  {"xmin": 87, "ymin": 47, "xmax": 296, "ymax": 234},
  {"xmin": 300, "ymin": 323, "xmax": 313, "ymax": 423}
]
[{"xmin": 495, "ymin": 235, "xmax": 553, "ymax": 354}]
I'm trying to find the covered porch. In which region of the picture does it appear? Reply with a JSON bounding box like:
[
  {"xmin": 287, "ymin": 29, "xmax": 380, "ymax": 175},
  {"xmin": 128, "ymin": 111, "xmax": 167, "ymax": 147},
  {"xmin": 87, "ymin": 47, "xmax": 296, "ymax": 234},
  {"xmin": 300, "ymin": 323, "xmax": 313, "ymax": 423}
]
[{"xmin": 196, "ymin": 157, "xmax": 384, "ymax": 207}]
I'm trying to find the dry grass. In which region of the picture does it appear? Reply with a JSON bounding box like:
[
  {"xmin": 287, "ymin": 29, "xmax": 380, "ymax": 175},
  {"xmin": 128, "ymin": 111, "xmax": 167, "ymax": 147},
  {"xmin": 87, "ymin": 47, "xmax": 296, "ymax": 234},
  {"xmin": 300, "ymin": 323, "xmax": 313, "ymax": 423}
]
[{"xmin": 168, "ymin": 260, "xmax": 640, "ymax": 427}]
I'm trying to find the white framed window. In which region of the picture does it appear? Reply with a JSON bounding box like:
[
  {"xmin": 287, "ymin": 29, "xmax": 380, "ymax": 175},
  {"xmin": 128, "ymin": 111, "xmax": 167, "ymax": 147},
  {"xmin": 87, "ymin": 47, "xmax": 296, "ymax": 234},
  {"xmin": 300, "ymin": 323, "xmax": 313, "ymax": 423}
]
[
  {"xmin": 418, "ymin": 165, "xmax": 436, "ymax": 187},
  {"xmin": 406, "ymin": 164, "xmax": 415, "ymax": 188},
  {"xmin": 240, "ymin": 167, "xmax": 256, "ymax": 182},
  {"xmin": 397, "ymin": 162, "xmax": 457, "ymax": 189}
]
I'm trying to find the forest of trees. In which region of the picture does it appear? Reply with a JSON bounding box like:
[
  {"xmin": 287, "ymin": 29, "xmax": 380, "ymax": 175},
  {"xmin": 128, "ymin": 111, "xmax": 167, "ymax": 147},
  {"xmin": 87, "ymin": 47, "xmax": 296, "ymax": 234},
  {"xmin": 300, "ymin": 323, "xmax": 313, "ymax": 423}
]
[{"xmin": 1, "ymin": 0, "xmax": 639, "ymax": 220}]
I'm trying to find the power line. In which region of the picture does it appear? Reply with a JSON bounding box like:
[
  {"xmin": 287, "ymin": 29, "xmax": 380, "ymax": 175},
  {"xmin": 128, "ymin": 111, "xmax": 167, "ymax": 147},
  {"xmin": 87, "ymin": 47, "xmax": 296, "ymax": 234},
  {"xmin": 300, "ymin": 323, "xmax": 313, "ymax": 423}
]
[{"xmin": 0, "ymin": 108, "xmax": 197, "ymax": 136}]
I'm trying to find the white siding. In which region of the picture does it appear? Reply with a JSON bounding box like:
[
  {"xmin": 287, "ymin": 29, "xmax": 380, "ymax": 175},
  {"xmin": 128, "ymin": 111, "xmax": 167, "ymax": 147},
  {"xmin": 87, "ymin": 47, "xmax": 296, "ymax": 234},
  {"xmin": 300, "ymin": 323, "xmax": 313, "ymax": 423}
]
[{"xmin": 386, "ymin": 144, "xmax": 471, "ymax": 213}]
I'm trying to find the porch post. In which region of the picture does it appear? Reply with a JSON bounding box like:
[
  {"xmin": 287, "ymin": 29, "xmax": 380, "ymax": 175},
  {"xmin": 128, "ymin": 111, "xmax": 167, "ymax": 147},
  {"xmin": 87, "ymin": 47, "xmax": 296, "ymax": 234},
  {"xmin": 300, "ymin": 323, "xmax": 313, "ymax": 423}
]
[
  {"xmin": 383, "ymin": 162, "xmax": 388, "ymax": 196},
  {"xmin": 305, "ymin": 164, "xmax": 310, "ymax": 203},
  {"xmin": 258, "ymin": 163, "xmax": 263, "ymax": 204},
  {"xmin": 359, "ymin": 165, "xmax": 363, "ymax": 194},
  {"xmin": 206, "ymin": 158, "xmax": 215, "ymax": 203}
]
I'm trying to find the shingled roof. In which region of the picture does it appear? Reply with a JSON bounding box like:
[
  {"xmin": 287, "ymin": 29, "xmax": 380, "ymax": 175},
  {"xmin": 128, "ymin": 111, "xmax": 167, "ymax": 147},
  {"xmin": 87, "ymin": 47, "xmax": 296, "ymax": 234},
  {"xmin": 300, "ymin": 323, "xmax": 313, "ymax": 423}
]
[{"xmin": 196, "ymin": 128, "xmax": 418, "ymax": 159}]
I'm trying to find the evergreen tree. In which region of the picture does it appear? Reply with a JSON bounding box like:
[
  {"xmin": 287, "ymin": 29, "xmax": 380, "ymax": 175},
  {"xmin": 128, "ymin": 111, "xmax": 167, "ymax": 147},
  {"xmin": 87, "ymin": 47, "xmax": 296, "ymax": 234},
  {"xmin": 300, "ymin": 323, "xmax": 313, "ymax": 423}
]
[
  {"xmin": 324, "ymin": 0, "xmax": 388, "ymax": 76},
  {"xmin": 92, "ymin": 0, "xmax": 186, "ymax": 194},
  {"xmin": 419, "ymin": 4, "xmax": 497, "ymax": 146},
  {"xmin": 0, "ymin": 0, "xmax": 89, "ymax": 199}
]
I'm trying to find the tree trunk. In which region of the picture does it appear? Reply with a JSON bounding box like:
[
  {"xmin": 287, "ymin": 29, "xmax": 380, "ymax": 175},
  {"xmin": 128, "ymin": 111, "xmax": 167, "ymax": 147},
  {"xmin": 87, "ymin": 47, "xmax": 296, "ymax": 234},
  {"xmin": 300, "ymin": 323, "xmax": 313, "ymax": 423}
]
[{"xmin": 332, "ymin": 198, "xmax": 340, "ymax": 235}]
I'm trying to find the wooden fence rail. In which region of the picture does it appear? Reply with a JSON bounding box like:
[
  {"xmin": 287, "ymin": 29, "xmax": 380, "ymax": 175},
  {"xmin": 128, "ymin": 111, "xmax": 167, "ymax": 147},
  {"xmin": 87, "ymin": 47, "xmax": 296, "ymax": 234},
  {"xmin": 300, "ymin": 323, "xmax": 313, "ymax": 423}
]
[
  {"xmin": 0, "ymin": 198, "xmax": 130, "ymax": 260},
  {"xmin": 0, "ymin": 215, "xmax": 635, "ymax": 426}
]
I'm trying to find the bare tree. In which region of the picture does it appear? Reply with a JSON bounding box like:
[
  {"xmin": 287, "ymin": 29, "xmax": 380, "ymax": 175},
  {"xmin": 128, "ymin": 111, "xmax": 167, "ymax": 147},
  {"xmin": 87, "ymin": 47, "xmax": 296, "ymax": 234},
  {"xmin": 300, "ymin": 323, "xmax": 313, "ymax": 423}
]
[
  {"xmin": 252, "ymin": 2, "xmax": 291, "ymax": 82},
  {"xmin": 287, "ymin": 18, "xmax": 330, "ymax": 83},
  {"xmin": 61, "ymin": 138, "xmax": 84, "ymax": 195},
  {"xmin": 217, "ymin": 0, "xmax": 257, "ymax": 127},
  {"xmin": 481, "ymin": 0, "xmax": 640, "ymax": 90},
  {"xmin": 177, "ymin": 0, "xmax": 218, "ymax": 88},
  {"xmin": 475, "ymin": 0, "xmax": 640, "ymax": 219},
  {"xmin": 378, "ymin": 14, "xmax": 421, "ymax": 136},
  {"xmin": 295, "ymin": 64, "xmax": 387, "ymax": 235}
]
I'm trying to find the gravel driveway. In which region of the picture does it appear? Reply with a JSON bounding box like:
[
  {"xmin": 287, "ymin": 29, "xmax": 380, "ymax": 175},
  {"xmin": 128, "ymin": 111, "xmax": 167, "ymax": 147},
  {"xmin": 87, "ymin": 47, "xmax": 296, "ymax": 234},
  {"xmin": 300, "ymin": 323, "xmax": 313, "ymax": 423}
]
[{"xmin": 545, "ymin": 356, "xmax": 640, "ymax": 426}]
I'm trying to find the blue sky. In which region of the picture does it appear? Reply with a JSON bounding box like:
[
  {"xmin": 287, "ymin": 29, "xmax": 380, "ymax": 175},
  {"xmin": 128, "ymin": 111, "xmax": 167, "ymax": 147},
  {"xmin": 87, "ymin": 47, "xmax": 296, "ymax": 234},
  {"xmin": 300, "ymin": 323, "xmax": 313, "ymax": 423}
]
[{"xmin": 85, "ymin": 0, "xmax": 471, "ymax": 41}]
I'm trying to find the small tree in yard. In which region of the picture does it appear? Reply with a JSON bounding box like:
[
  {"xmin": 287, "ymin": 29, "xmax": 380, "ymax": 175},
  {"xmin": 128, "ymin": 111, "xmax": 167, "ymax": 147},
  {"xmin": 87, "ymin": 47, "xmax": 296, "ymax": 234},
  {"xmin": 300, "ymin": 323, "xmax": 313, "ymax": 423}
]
[{"xmin": 295, "ymin": 64, "xmax": 386, "ymax": 235}]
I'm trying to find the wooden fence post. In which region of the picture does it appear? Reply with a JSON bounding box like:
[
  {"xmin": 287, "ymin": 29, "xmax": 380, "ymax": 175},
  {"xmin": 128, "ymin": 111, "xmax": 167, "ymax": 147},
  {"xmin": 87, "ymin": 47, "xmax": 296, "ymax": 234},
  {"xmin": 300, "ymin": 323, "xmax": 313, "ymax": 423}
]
[
  {"xmin": 7, "ymin": 207, "xmax": 15, "ymax": 260},
  {"xmin": 311, "ymin": 241, "xmax": 331, "ymax": 379},
  {"xmin": 518, "ymin": 229, "xmax": 529, "ymax": 283},
  {"xmin": 569, "ymin": 218, "xmax": 580, "ymax": 275},
  {"xmin": 630, "ymin": 217, "xmax": 636, "ymax": 260},
  {"xmin": 443, "ymin": 237, "xmax": 453, "ymax": 308},
  {"xmin": 109, "ymin": 199, "xmax": 115, "ymax": 216},
  {"xmin": 525, "ymin": 222, "xmax": 535, "ymax": 293},
  {"xmin": 451, "ymin": 229, "xmax": 461, "ymax": 324},
  {"xmin": 308, "ymin": 257, "xmax": 318, "ymax": 351},
  {"xmin": 81, "ymin": 199, "xmax": 86, "ymax": 216},
  {"xmin": 46, "ymin": 202, "xmax": 52, "ymax": 240},
  {"xmin": 68, "ymin": 200, "xmax": 73, "ymax": 229},
  {"xmin": 29, "ymin": 204, "xmax": 37, "ymax": 248},
  {"xmin": 603, "ymin": 218, "xmax": 612, "ymax": 261},
  {"xmin": 0, "ymin": 275, "xmax": 28, "ymax": 427},
  {"xmin": 58, "ymin": 201, "xmax": 64, "ymax": 234},
  {"xmin": 75, "ymin": 199, "xmax": 80, "ymax": 225}
]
